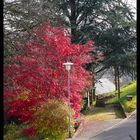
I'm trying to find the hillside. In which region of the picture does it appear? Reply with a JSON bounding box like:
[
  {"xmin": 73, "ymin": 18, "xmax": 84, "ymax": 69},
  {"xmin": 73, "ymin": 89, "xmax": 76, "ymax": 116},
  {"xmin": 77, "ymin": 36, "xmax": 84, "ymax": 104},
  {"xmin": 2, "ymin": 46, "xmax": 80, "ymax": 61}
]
[{"xmin": 106, "ymin": 81, "xmax": 136, "ymax": 112}]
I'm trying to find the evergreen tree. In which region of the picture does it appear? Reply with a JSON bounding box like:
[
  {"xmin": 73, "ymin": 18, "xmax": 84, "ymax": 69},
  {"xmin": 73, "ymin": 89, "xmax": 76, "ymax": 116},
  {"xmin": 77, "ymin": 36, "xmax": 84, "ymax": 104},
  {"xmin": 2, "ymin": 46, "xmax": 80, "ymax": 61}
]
[{"xmin": 4, "ymin": 0, "xmax": 136, "ymax": 93}]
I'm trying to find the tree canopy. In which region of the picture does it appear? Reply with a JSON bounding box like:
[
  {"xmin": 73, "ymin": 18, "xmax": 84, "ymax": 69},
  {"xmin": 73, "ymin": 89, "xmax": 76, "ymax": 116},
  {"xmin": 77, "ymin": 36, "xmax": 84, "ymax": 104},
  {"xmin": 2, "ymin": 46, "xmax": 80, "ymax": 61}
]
[{"xmin": 4, "ymin": 23, "xmax": 97, "ymax": 124}]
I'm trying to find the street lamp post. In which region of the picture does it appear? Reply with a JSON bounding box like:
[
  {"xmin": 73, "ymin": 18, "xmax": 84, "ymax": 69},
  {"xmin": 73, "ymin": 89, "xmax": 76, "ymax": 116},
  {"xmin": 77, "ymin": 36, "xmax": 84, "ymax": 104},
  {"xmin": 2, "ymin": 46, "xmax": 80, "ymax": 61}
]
[{"xmin": 63, "ymin": 62, "xmax": 73, "ymax": 138}]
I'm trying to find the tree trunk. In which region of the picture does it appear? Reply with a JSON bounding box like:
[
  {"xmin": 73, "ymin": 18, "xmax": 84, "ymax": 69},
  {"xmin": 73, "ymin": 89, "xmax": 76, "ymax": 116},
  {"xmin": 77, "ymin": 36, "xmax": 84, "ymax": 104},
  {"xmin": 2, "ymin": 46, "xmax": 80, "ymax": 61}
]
[
  {"xmin": 87, "ymin": 91, "xmax": 90, "ymax": 108},
  {"xmin": 117, "ymin": 67, "xmax": 120, "ymax": 99},
  {"xmin": 93, "ymin": 88, "xmax": 96, "ymax": 101},
  {"xmin": 132, "ymin": 71, "xmax": 134, "ymax": 81},
  {"xmin": 70, "ymin": 0, "xmax": 77, "ymax": 44},
  {"xmin": 114, "ymin": 66, "xmax": 118, "ymax": 91},
  {"xmin": 91, "ymin": 89, "xmax": 93, "ymax": 104}
]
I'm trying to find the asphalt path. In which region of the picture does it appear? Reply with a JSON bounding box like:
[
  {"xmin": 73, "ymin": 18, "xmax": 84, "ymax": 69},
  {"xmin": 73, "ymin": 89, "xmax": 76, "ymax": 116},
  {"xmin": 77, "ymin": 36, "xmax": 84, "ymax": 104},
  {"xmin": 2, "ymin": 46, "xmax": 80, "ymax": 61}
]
[{"xmin": 90, "ymin": 111, "xmax": 136, "ymax": 140}]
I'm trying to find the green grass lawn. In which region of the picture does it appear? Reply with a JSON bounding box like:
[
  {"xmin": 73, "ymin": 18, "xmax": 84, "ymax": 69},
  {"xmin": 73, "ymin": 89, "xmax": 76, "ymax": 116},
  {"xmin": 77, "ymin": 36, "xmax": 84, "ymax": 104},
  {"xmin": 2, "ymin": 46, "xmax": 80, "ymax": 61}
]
[{"xmin": 106, "ymin": 81, "xmax": 137, "ymax": 113}]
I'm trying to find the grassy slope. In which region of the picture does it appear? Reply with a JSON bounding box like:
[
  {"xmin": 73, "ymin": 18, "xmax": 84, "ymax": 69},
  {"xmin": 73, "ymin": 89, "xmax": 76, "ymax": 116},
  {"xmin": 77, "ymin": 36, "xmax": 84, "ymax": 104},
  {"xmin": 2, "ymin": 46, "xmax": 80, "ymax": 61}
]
[{"xmin": 106, "ymin": 81, "xmax": 136, "ymax": 112}]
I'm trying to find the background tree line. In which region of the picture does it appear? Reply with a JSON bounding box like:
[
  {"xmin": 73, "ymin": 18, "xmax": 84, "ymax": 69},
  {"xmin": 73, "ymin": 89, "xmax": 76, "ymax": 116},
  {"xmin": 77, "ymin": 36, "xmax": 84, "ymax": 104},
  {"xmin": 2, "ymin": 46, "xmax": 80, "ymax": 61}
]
[{"xmin": 4, "ymin": 0, "xmax": 136, "ymax": 98}]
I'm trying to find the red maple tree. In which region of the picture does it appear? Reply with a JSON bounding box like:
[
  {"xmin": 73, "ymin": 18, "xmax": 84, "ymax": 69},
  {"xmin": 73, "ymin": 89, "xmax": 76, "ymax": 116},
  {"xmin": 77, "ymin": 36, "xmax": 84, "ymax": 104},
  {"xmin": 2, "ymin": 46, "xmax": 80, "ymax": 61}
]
[{"xmin": 4, "ymin": 23, "xmax": 97, "ymax": 123}]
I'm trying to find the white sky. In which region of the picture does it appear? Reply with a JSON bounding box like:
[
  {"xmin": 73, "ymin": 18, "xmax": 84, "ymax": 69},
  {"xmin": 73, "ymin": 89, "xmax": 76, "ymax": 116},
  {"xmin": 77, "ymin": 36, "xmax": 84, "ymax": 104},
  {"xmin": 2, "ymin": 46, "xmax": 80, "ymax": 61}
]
[
  {"xmin": 125, "ymin": 0, "xmax": 136, "ymax": 7},
  {"xmin": 123, "ymin": 0, "xmax": 136, "ymax": 19},
  {"xmin": 123, "ymin": 0, "xmax": 136, "ymax": 11}
]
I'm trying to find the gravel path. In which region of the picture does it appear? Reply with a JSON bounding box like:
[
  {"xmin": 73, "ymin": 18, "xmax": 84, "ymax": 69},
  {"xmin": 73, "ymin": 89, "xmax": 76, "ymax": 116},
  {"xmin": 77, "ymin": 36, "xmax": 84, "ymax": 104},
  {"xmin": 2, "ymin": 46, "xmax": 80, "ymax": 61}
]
[
  {"xmin": 66, "ymin": 106, "xmax": 126, "ymax": 140},
  {"xmin": 70, "ymin": 119, "xmax": 122, "ymax": 140},
  {"xmin": 66, "ymin": 110, "xmax": 136, "ymax": 140}
]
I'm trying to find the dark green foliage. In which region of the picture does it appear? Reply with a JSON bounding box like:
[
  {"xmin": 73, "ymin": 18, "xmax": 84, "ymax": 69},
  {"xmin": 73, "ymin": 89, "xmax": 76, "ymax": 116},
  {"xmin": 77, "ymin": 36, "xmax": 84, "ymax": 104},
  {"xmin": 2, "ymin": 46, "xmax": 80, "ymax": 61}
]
[
  {"xmin": 4, "ymin": 0, "xmax": 62, "ymax": 63},
  {"xmin": 81, "ymin": 97, "xmax": 88, "ymax": 113},
  {"xmin": 4, "ymin": 0, "xmax": 136, "ymax": 78},
  {"xmin": 95, "ymin": 99, "xmax": 105, "ymax": 107}
]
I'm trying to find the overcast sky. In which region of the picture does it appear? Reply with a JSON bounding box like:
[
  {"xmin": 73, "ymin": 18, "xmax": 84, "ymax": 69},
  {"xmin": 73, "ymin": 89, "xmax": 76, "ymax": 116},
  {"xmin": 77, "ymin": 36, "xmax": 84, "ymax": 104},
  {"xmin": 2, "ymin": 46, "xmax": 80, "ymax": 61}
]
[
  {"xmin": 126, "ymin": 0, "xmax": 136, "ymax": 7},
  {"xmin": 123, "ymin": 0, "xmax": 136, "ymax": 19},
  {"xmin": 123, "ymin": 0, "xmax": 136, "ymax": 10}
]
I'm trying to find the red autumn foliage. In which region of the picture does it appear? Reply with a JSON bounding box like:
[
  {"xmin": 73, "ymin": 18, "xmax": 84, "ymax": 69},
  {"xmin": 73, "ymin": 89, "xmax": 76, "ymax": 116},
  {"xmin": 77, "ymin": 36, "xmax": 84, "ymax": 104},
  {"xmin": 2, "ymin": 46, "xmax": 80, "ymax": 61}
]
[
  {"xmin": 4, "ymin": 22, "xmax": 97, "ymax": 123},
  {"xmin": 21, "ymin": 127, "xmax": 37, "ymax": 137}
]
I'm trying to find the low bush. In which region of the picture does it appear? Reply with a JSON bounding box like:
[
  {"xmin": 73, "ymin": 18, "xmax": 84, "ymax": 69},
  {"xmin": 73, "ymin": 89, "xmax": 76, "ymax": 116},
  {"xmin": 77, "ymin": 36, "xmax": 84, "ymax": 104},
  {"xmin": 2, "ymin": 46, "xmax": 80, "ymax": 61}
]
[
  {"xmin": 95, "ymin": 99, "xmax": 105, "ymax": 107},
  {"xmin": 81, "ymin": 97, "xmax": 88, "ymax": 113},
  {"xmin": 4, "ymin": 122, "xmax": 23, "ymax": 140},
  {"xmin": 123, "ymin": 96, "xmax": 136, "ymax": 112},
  {"xmin": 74, "ymin": 119, "xmax": 81, "ymax": 132},
  {"xmin": 31, "ymin": 99, "xmax": 74, "ymax": 140}
]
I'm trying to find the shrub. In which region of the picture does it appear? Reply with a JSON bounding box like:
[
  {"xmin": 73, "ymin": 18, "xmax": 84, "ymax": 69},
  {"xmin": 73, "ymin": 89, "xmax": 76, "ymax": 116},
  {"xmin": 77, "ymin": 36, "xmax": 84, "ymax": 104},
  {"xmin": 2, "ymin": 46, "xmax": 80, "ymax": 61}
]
[
  {"xmin": 21, "ymin": 126, "xmax": 37, "ymax": 139},
  {"xmin": 74, "ymin": 119, "xmax": 81, "ymax": 132},
  {"xmin": 123, "ymin": 96, "xmax": 136, "ymax": 112},
  {"xmin": 4, "ymin": 122, "xmax": 23, "ymax": 140},
  {"xmin": 95, "ymin": 99, "xmax": 105, "ymax": 107},
  {"xmin": 31, "ymin": 99, "xmax": 74, "ymax": 140}
]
